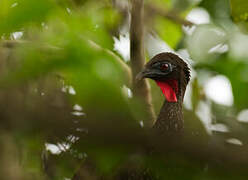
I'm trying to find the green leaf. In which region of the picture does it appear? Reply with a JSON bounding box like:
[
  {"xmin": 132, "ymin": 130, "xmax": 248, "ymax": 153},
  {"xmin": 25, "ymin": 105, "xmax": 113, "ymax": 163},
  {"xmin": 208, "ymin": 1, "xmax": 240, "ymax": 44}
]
[
  {"xmin": 155, "ymin": 17, "xmax": 182, "ymax": 48},
  {"xmin": 230, "ymin": 0, "xmax": 248, "ymax": 31},
  {"xmin": 230, "ymin": 0, "xmax": 248, "ymax": 22},
  {"xmin": 147, "ymin": 0, "xmax": 172, "ymax": 8},
  {"xmin": 0, "ymin": 0, "xmax": 55, "ymax": 35},
  {"xmin": 199, "ymin": 0, "xmax": 231, "ymax": 21},
  {"xmin": 191, "ymin": 78, "xmax": 201, "ymax": 111}
]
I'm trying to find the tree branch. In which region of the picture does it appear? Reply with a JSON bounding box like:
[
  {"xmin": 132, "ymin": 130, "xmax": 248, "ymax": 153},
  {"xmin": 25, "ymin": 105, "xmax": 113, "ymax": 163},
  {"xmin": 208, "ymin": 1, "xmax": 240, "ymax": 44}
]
[{"xmin": 130, "ymin": 0, "xmax": 156, "ymax": 126}]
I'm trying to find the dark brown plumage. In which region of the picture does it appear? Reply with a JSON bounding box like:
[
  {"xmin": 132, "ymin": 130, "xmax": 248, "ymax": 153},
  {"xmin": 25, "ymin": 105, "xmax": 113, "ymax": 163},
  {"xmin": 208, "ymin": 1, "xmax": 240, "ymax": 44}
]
[{"xmin": 137, "ymin": 52, "xmax": 191, "ymax": 134}]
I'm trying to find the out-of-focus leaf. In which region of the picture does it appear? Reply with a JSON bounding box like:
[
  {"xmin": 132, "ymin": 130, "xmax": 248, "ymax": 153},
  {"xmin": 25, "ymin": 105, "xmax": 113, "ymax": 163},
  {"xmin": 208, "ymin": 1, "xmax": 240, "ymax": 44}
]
[
  {"xmin": 195, "ymin": 54, "xmax": 248, "ymax": 110},
  {"xmin": 88, "ymin": 146, "xmax": 129, "ymax": 175},
  {"xmin": 186, "ymin": 24, "xmax": 227, "ymax": 61},
  {"xmin": 199, "ymin": 0, "xmax": 231, "ymax": 22},
  {"xmin": 0, "ymin": 0, "xmax": 55, "ymax": 35},
  {"xmin": 191, "ymin": 78, "xmax": 200, "ymax": 111},
  {"xmin": 147, "ymin": 0, "xmax": 172, "ymax": 8},
  {"xmin": 150, "ymin": 79, "xmax": 164, "ymax": 115},
  {"xmin": 230, "ymin": 0, "xmax": 248, "ymax": 32},
  {"xmin": 16, "ymin": 134, "xmax": 46, "ymax": 179},
  {"xmin": 230, "ymin": 0, "xmax": 248, "ymax": 22},
  {"xmin": 155, "ymin": 17, "xmax": 182, "ymax": 48},
  {"xmin": 172, "ymin": 0, "xmax": 196, "ymax": 12},
  {"xmin": 102, "ymin": 7, "xmax": 121, "ymax": 31},
  {"xmin": 43, "ymin": 151, "xmax": 80, "ymax": 180}
]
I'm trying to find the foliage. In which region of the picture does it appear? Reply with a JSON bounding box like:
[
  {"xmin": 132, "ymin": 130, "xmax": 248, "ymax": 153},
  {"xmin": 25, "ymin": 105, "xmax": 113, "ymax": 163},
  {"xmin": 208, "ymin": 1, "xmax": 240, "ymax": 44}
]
[{"xmin": 1, "ymin": 0, "xmax": 248, "ymax": 179}]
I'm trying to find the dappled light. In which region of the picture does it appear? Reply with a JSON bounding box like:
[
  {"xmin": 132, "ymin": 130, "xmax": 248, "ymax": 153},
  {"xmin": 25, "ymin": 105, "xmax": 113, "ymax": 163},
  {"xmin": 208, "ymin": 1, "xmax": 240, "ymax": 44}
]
[{"xmin": 204, "ymin": 75, "xmax": 234, "ymax": 106}]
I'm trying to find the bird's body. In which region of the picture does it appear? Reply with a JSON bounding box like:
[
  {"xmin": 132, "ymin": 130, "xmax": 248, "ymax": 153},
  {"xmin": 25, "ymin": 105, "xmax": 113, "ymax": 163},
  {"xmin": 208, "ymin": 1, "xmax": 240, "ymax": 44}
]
[{"xmin": 137, "ymin": 52, "xmax": 190, "ymax": 135}]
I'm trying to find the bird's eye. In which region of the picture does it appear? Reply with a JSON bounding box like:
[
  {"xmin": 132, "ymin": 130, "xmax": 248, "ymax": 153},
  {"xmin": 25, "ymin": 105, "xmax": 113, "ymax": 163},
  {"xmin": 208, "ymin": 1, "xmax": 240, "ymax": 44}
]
[{"xmin": 160, "ymin": 63, "xmax": 169, "ymax": 71}]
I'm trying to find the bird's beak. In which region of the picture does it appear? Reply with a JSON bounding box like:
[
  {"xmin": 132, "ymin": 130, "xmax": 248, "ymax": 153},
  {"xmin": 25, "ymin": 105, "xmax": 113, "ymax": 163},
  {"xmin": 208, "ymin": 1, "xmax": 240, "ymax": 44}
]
[{"xmin": 136, "ymin": 69, "xmax": 149, "ymax": 82}]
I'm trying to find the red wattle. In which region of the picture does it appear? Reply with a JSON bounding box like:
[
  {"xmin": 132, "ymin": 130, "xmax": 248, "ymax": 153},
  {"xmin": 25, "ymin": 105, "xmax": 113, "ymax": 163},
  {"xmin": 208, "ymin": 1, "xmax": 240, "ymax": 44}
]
[{"xmin": 156, "ymin": 80, "xmax": 178, "ymax": 102}]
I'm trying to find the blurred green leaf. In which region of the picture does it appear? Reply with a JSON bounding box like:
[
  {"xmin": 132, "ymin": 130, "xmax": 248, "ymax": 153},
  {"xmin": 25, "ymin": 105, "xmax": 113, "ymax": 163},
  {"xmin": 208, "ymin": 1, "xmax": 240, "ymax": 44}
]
[
  {"xmin": 191, "ymin": 78, "xmax": 201, "ymax": 111},
  {"xmin": 147, "ymin": 0, "xmax": 172, "ymax": 8},
  {"xmin": 155, "ymin": 17, "xmax": 182, "ymax": 48},
  {"xmin": 88, "ymin": 146, "xmax": 129, "ymax": 175},
  {"xmin": 172, "ymin": 0, "xmax": 196, "ymax": 12},
  {"xmin": 199, "ymin": 0, "xmax": 231, "ymax": 22},
  {"xmin": 230, "ymin": 0, "xmax": 248, "ymax": 31},
  {"xmin": 16, "ymin": 134, "xmax": 45, "ymax": 179},
  {"xmin": 230, "ymin": 0, "xmax": 248, "ymax": 22},
  {"xmin": 0, "ymin": 0, "xmax": 55, "ymax": 35}
]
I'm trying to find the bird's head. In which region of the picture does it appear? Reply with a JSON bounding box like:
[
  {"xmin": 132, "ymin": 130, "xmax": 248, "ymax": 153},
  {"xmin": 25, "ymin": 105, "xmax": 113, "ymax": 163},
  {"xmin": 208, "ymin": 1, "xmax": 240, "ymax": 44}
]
[{"xmin": 136, "ymin": 52, "xmax": 190, "ymax": 102}]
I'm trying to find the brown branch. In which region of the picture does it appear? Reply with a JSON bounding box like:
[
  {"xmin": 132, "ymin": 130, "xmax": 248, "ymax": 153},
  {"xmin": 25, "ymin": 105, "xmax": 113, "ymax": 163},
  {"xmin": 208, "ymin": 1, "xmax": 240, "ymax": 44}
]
[
  {"xmin": 146, "ymin": 4, "xmax": 194, "ymax": 27},
  {"xmin": 130, "ymin": 0, "xmax": 156, "ymax": 127}
]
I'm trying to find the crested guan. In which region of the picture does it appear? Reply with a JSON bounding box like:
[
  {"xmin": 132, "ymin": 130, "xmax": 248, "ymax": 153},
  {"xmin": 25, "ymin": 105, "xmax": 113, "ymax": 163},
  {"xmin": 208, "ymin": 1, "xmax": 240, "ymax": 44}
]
[
  {"xmin": 137, "ymin": 52, "xmax": 190, "ymax": 134},
  {"xmin": 115, "ymin": 52, "xmax": 192, "ymax": 180},
  {"xmin": 72, "ymin": 52, "xmax": 191, "ymax": 180}
]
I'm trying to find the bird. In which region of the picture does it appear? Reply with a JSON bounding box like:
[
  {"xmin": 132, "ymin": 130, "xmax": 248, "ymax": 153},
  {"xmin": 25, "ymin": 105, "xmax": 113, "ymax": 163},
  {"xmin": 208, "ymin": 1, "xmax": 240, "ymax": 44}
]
[
  {"xmin": 72, "ymin": 52, "xmax": 192, "ymax": 180},
  {"xmin": 136, "ymin": 52, "xmax": 190, "ymax": 135},
  {"xmin": 113, "ymin": 52, "xmax": 192, "ymax": 180}
]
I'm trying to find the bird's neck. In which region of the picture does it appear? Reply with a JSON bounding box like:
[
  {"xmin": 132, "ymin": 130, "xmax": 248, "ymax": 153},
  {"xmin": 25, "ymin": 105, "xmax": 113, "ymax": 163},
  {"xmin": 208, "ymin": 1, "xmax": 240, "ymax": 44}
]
[
  {"xmin": 153, "ymin": 99, "xmax": 183, "ymax": 134},
  {"xmin": 153, "ymin": 83, "xmax": 186, "ymax": 135}
]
